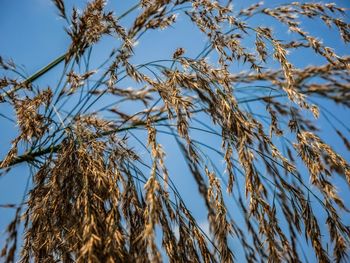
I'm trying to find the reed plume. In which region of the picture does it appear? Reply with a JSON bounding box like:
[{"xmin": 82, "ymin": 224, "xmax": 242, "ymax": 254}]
[{"xmin": 1, "ymin": 1, "xmax": 350, "ymax": 262}]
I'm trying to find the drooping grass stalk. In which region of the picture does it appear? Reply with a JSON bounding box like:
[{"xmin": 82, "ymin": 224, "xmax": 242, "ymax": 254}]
[{"xmin": 2, "ymin": 1, "xmax": 350, "ymax": 262}]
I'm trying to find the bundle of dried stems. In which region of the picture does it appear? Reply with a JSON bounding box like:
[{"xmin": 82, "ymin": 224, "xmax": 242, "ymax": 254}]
[{"xmin": 1, "ymin": 0, "xmax": 350, "ymax": 262}]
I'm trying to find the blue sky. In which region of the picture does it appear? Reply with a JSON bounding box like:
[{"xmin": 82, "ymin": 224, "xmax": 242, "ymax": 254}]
[{"xmin": 1, "ymin": 1, "xmax": 350, "ymax": 261}]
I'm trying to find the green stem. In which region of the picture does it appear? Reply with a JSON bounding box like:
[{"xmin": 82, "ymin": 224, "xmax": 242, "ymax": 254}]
[
  {"xmin": 118, "ymin": 2, "xmax": 140, "ymax": 20},
  {"xmin": 0, "ymin": 53, "xmax": 67, "ymax": 99},
  {"xmin": 23, "ymin": 53, "xmax": 67, "ymax": 85}
]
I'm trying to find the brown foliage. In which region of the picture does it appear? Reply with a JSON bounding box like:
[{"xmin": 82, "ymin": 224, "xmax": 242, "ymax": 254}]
[{"xmin": 1, "ymin": 1, "xmax": 350, "ymax": 262}]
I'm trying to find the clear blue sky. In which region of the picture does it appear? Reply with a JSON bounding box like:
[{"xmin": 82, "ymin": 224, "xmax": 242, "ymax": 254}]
[{"xmin": 1, "ymin": 1, "xmax": 350, "ymax": 261}]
